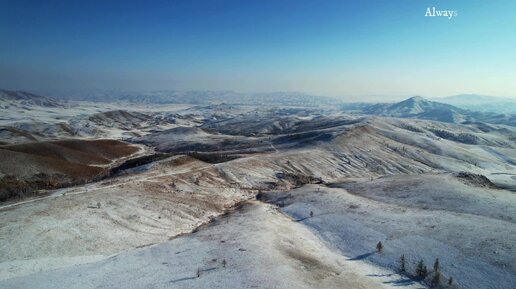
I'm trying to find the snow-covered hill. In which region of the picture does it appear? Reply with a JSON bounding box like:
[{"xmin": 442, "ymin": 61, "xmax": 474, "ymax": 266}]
[
  {"xmin": 0, "ymin": 89, "xmax": 66, "ymax": 108},
  {"xmin": 346, "ymin": 96, "xmax": 516, "ymax": 126}
]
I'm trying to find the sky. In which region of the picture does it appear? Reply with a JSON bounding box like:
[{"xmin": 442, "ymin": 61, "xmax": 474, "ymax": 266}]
[{"xmin": 0, "ymin": 0, "xmax": 515, "ymax": 101}]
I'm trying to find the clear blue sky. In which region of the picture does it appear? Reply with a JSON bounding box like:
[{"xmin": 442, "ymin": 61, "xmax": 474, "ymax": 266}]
[{"xmin": 1, "ymin": 0, "xmax": 515, "ymax": 100}]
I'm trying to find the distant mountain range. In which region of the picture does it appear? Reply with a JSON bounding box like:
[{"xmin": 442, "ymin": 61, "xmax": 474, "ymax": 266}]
[
  {"xmin": 2, "ymin": 89, "xmax": 515, "ymax": 126},
  {"xmin": 43, "ymin": 90, "xmax": 340, "ymax": 107},
  {"xmin": 0, "ymin": 89, "xmax": 66, "ymax": 108},
  {"xmin": 342, "ymin": 96, "xmax": 516, "ymax": 126},
  {"xmin": 434, "ymin": 94, "xmax": 516, "ymax": 114},
  {"xmin": 38, "ymin": 89, "xmax": 516, "ymax": 113}
]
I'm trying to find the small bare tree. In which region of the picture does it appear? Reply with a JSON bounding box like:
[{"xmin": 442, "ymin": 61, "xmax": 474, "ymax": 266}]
[
  {"xmin": 310, "ymin": 211, "xmax": 314, "ymax": 218},
  {"xmin": 197, "ymin": 268, "xmax": 201, "ymax": 278}
]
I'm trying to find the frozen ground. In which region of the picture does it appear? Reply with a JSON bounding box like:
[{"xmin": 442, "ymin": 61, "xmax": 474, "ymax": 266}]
[
  {"xmin": 0, "ymin": 155, "xmax": 254, "ymax": 280},
  {"xmin": 0, "ymin": 100, "xmax": 515, "ymax": 288},
  {"xmin": 259, "ymin": 181, "xmax": 516, "ymax": 289},
  {"xmin": 0, "ymin": 201, "xmax": 425, "ymax": 289}
]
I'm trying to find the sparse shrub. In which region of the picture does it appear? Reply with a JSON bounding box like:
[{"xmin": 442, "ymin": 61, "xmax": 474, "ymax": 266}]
[
  {"xmin": 376, "ymin": 241, "xmax": 383, "ymax": 253},
  {"xmin": 222, "ymin": 259, "xmax": 227, "ymax": 268},
  {"xmin": 430, "ymin": 129, "xmax": 478, "ymax": 145},
  {"xmin": 456, "ymin": 133, "xmax": 478, "ymax": 145},
  {"xmin": 447, "ymin": 277, "xmax": 453, "ymax": 287},
  {"xmin": 400, "ymin": 124, "xmax": 424, "ymax": 133},
  {"xmin": 0, "ymin": 176, "xmax": 31, "ymax": 202},
  {"xmin": 399, "ymin": 254, "xmax": 406, "ymax": 272},
  {"xmin": 197, "ymin": 268, "xmax": 201, "ymax": 278},
  {"xmin": 187, "ymin": 151, "xmax": 240, "ymax": 164},
  {"xmin": 310, "ymin": 211, "xmax": 314, "ymax": 218},
  {"xmin": 275, "ymin": 172, "xmax": 321, "ymax": 187},
  {"xmin": 453, "ymin": 171, "xmax": 496, "ymax": 188},
  {"xmin": 431, "ymin": 129, "xmax": 455, "ymax": 140}
]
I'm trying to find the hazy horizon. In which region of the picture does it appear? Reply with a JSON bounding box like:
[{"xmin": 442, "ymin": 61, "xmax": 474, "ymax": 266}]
[
  {"xmin": 1, "ymin": 0, "xmax": 516, "ymax": 100},
  {"xmin": 13, "ymin": 88, "xmax": 513, "ymax": 104}
]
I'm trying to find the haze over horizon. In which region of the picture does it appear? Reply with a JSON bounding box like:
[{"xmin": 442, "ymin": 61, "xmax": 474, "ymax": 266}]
[{"xmin": 1, "ymin": 0, "xmax": 516, "ymax": 100}]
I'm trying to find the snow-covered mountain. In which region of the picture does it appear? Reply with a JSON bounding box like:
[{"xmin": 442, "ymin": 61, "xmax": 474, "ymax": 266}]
[
  {"xmin": 363, "ymin": 96, "xmax": 467, "ymax": 122},
  {"xmin": 345, "ymin": 96, "xmax": 516, "ymax": 126}
]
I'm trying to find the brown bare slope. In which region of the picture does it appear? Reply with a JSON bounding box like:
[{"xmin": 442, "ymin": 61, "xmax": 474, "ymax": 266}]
[
  {"xmin": 0, "ymin": 139, "xmax": 139, "ymax": 202},
  {"xmin": 2, "ymin": 139, "xmax": 138, "ymax": 165}
]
